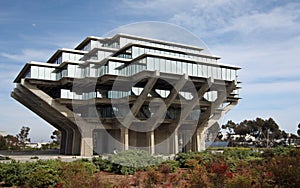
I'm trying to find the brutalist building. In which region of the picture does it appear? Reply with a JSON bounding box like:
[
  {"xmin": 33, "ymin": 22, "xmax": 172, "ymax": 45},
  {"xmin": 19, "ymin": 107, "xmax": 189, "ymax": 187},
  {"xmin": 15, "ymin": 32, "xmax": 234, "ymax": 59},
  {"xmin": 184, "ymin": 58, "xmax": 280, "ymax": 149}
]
[{"xmin": 12, "ymin": 34, "xmax": 240, "ymax": 156}]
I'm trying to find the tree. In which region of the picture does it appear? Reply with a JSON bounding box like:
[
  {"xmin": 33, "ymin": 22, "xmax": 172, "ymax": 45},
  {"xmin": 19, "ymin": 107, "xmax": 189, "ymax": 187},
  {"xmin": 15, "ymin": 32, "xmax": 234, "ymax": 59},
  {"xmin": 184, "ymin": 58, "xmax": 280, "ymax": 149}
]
[
  {"xmin": 4, "ymin": 135, "xmax": 19, "ymax": 150},
  {"xmin": 221, "ymin": 120, "xmax": 237, "ymax": 135},
  {"xmin": 0, "ymin": 135, "xmax": 8, "ymax": 150},
  {"xmin": 50, "ymin": 130, "xmax": 61, "ymax": 144},
  {"xmin": 221, "ymin": 117, "xmax": 289, "ymax": 147},
  {"xmin": 50, "ymin": 130, "xmax": 61, "ymax": 149},
  {"xmin": 16, "ymin": 126, "xmax": 30, "ymax": 149}
]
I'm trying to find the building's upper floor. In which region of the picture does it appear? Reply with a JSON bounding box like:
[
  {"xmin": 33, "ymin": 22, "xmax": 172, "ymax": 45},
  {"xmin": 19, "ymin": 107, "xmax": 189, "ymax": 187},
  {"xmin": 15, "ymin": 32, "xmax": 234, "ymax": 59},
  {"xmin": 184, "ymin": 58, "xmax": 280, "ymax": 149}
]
[{"xmin": 15, "ymin": 33, "xmax": 240, "ymax": 83}]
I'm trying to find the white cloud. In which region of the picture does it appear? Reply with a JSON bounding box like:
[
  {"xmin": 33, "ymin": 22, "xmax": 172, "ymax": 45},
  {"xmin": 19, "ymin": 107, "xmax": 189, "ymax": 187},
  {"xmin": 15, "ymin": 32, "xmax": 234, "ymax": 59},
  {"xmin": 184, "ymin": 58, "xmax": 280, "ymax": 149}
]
[
  {"xmin": 0, "ymin": 49, "xmax": 53, "ymax": 62},
  {"xmin": 220, "ymin": 3, "xmax": 300, "ymax": 35},
  {"xmin": 212, "ymin": 34, "xmax": 300, "ymax": 83}
]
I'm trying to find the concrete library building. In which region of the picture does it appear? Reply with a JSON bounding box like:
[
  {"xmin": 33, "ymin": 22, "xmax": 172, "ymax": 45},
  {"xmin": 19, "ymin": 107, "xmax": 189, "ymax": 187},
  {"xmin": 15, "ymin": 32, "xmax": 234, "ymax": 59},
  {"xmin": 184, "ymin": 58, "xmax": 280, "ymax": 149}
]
[{"xmin": 12, "ymin": 33, "xmax": 240, "ymax": 156}]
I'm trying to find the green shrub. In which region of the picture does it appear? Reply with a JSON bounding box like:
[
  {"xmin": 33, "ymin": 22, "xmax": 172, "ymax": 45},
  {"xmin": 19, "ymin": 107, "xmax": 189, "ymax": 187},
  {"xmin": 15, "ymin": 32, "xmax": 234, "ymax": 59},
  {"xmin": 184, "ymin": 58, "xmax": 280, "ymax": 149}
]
[
  {"xmin": 60, "ymin": 160, "xmax": 96, "ymax": 187},
  {"xmin": 175, "ymin": 152, "xmax": 194, "ymax": 168},
  {"xmin": 175, "ymin": 152, "xmax": 214, "ymax": 168},
  {"xmin": 109, "ymin": 149, "xmax": 162, "ymax": 174},
  {"xmin": 266, "ymin": 152, "xmax": 300, "ymax": 187},
  {"xmin": 0, "ymin": 160, "xmax": 27, "ymax": 186},
  {"xmin": 158, "ymin": 160, "xmax": 179, "ymax": 173},
  {"xmin": 92, "ymin": 156, "xmax": 113, "ymax": 171}
]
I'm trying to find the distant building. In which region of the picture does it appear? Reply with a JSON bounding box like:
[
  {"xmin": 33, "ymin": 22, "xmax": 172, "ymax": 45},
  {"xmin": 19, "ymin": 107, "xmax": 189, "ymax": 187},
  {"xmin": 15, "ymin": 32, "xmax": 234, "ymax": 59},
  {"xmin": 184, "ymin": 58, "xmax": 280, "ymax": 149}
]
[
  {"xmin": 25, "ymin": 142, "xmax": 51, "ymax": 149},
  {"xmin": 12, "ymin": 34, "xmax": 240, "ymax": 156}
]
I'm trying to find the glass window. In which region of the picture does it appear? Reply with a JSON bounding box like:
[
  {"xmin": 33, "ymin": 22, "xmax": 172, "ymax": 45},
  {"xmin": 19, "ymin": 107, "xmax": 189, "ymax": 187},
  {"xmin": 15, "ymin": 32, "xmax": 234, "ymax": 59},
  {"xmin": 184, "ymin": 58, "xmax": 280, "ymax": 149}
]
[
  {"xmin": 182, "ymin": 62, "xmax": 187, "ymax": 74},
  {"xmin": 176, "ymin": 61, "xmax": 182, "ymax": 74},
  {"xmin": 171, "ymin": 60, "xmax": 176, "ymax": 73},
  {"xmin": 166, "ymin": 60, "xmax": 171, "ymax": 72},
  {"xmin": 192, "ymin": 64, "xmax": 197, "ymax": 76},
  {"xmin": 154, "ymin": 58, "xmax": 159, "ymax": 70},
  {"xmin": 218, "ymin": 67, "xmax": 222, "ymax": 79},
  {"xmin": 62, "ymin": 52, "xmax": 69, "ymax": 62},
  {"xmin": 44, "ymin": 68, "xmax": 51, "ymax": 80},
  {"xmin": 202, "ymin": 65, "xmax": 207, "ymax": 77},
  {"xmin": 197, "ymin": 64, "xmax": 202, "ymax": 77},
  {"xmin": 38, "ymin": 67, "xmax": 45, "ymax": 79},
  {"xmin": 226, "ymin": 69, "xmax": 231, "ymax": 80},
  {"xmin": 50, "ymin": 68, "xmax": 56, "ymax": 80},
  {"xmin": 187, "ymin": 63, "xmax": 193, "ymax": 75},
  {"xmin": 31, "ymin": 66, "xmax": 39, "ymax": 78},
  {"xmin": 132, "ymin": 46, "xmax": 139, "ymax": 58},
  {"xmin": 160, "ymin": 59, "xmax": 166, "ymax": 72},
  {"xmin": 147, "ymin": 57, "xmax": 154, "ymax": 71},
  {"xmin": 221, "ymin": 68, "xmax": 226, "ymax": 80},
  {"xmin": 207, "ymin": 66, "xmax": 212, "ymax": 78},
  {"xmin": 231, "ymin": 70, "xmax": 236, "ymax": 80},
  {"xmin": 61, "ymin": 89, "xmax": 68, "ymax": 98},
  {"xmin": 68, "ymin": 65, "xmax": 75, "ymax": 77}
]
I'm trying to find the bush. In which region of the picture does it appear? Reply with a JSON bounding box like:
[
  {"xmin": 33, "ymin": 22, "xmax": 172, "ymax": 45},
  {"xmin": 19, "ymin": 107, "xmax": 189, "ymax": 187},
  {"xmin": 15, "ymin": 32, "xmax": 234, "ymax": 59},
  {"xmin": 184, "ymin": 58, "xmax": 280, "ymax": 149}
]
[
  {"xmin": 158, "ymin": 160, "xmax": 179, "ymax": 173},
  {"xmin": 25, "ymin": 161, "xmax": 61, "ymax": 187},
  {"xmin": 60, "ymin": 160, "xmax": 96, "ymax": 187},
  {"xmin": 92, "ymin": 156, "xmax": 113, "ymax": 172},
  {"xmin": 0, "ymin": 160, "xmax": 27, "ymax": 186},
  {"xmin": 109, "ymin": 149, "xmax": 162, "ymax": 174},
  {"xmin": 266, "ymin": 152, "xmax": 300, "ymax": 187}
]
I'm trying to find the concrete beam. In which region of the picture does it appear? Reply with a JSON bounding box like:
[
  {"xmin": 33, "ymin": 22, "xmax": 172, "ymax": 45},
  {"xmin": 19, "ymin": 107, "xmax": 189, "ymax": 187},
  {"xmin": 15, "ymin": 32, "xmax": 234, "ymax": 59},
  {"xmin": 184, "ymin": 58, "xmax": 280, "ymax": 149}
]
[
  {"xmin": 150, "ymin": 74, "xmax": 188, "ymax": 129},
  {"xmin": 122, "ymin": 71, "xmax": 159, "ymax": 128}
]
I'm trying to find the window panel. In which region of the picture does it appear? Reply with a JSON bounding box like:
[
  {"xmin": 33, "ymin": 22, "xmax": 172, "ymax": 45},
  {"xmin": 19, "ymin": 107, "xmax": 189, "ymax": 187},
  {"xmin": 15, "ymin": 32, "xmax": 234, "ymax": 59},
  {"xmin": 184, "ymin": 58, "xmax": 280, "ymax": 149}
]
[
  {"xmin": 147, "ymin": 57, "xmax": 154, "ymax": 71},
  {"xmin": 193, "ymin": 64, "xmax": 197, "ymax": 76},
  {"xmin": 38, "ymin": 67, "xmax": 45, "ymax": 79},
  {"xmin": 171, "ymin": 60, "xmax": 176, "ymax": 73},
  {"xmin": 207, "ymin": 66, "xmax": 212, "ymax": 77},
  {"xmin": 182, "ymin": 62, "xmax": 187, "ymax": 74},
  {"xmin": 217, "ymin": 67, "xmax": 221, "ymax": 79},
  {"xmin": 166, "ymin": 60, "xmax": 171, "ymax": 72},
  {"xmin": 154, "ymin": 58, "xmax": 159, "ymax": 70},
  {"xmin": 68, "ymin": 65, "xmax": 75, "ymax": 77},
  {"xmin": 44, "ymin": 68, "xmax": 51, "ymax": 80},
  {"xmin": 176, "ymin": 61, "xmax": 182, "ymax": 74},
  {"xmin": 187, "ymin": 63, "xmax": 193, "ymax": 75},
  {"xmin": 31, "ymin": 66, "xmax": 39, "ymax": 78},
  {"xmin": 160, "ymin": 59, "xmax": 166, "ymax": 72}
]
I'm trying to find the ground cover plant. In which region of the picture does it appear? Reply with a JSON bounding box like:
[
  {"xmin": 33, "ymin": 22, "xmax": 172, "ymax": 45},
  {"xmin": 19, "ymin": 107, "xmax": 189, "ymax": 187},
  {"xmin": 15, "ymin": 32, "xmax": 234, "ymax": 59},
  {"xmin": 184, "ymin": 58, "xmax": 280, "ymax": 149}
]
[{"xmin": 0, "ymin": 147, "xmax": 299, "ymax": 187}]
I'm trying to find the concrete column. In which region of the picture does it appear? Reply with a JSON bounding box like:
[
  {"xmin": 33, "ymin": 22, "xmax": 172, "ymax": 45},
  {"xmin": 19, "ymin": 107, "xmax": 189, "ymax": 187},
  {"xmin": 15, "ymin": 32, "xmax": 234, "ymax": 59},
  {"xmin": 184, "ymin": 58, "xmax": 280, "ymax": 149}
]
[
  {"xmin": 80, "ymin": 128, "xmax": 93, "ymax": 156},
  {"xmin": 196, "ymin": 129, "xmax": 201, "ymax": 152},
  {"xmin": 197, "ymin": 127, "xmax": 207, "ymax": 151},
  {"xmin": 150, "ymin": 130, "xmax": 155, "ymax": 155},
  {"xmin": 124, "ymin": 128, "xmax": 129, "ymax": 150},
  {"xmin": 80, "ymin": 136, "xmax": 93, "ymax": 156},
  {"xmin": 174, "ymin": 128, "xmax": 179, "ymax": 154}
]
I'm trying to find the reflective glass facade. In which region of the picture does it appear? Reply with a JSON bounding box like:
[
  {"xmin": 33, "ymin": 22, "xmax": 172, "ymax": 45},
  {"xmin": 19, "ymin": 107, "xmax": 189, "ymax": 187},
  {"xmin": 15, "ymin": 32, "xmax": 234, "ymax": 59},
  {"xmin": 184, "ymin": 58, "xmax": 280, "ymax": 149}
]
[{"xmin": 18, "ymin": 34, "xmax": 239, "ymax": 101}]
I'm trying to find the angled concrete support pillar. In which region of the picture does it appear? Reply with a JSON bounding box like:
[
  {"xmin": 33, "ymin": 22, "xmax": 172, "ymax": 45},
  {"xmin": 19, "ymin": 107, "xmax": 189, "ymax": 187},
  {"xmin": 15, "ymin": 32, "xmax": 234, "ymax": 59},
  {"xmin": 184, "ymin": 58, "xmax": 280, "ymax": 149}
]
[
  {"xmin": 123, "ymin": 73, "xmax": 159, "ymax": 127},
  {"xmin": 60, "ymin": 130, "xmax": 67, "ymax": 154},
  {"xmin": 150, "ymin": 74, "xmax": 188, "ymax": 128}
]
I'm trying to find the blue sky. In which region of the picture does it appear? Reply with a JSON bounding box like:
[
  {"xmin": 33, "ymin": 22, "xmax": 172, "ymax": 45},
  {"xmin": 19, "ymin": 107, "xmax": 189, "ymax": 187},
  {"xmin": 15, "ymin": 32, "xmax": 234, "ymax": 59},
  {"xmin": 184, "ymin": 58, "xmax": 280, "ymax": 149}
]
[{"xmin": 0, "ymin": 0, "xmax": 299, "ymax": 141}]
